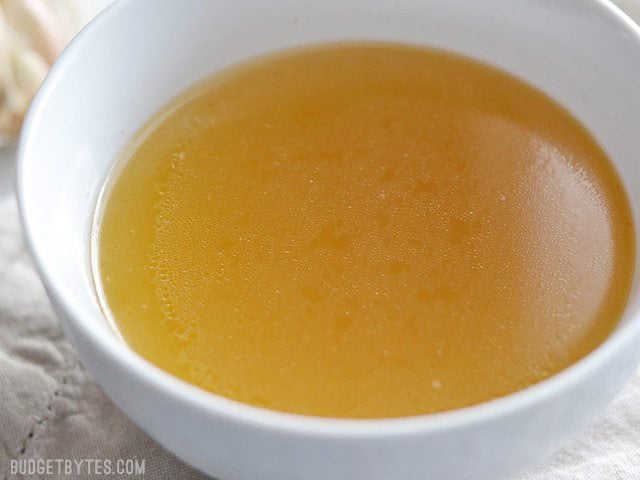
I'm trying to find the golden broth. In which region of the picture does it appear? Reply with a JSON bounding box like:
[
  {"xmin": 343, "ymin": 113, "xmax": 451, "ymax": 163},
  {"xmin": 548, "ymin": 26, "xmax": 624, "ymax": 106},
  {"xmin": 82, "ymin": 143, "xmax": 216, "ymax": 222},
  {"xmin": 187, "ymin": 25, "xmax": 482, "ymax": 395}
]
[{"xmin": 96, "ymin": 44, "xmax": 635, "ymax": 418}]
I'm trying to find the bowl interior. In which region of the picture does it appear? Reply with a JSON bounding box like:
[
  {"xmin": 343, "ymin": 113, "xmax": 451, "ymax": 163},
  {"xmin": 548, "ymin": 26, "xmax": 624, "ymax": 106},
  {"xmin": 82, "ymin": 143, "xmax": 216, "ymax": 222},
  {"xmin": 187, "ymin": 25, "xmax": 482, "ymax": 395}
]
[{"xmin": 19, "ymin": 0, "xmax": 640, "ymax": 383}]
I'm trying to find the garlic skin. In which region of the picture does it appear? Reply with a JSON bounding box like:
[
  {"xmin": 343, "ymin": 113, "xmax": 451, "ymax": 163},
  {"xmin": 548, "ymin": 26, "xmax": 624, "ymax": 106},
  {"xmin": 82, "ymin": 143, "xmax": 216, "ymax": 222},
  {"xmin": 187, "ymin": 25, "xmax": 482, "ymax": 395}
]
[{"xmin": 0, "ymin": 0, "xmax": 92, "ymax": 142}]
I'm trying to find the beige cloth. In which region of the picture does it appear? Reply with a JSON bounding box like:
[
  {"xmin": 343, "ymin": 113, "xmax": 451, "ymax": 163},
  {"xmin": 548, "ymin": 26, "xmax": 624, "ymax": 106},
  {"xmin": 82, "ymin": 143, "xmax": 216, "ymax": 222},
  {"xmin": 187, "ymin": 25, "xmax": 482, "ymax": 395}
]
[{"xmin": 1, "ymin": 146, "xmax": 640, "ymax": 480}]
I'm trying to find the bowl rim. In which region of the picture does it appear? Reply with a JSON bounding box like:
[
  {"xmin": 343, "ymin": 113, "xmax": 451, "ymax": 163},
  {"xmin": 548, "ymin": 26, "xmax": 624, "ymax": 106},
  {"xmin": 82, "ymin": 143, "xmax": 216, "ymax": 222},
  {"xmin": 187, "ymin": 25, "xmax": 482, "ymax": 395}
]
[{"xmin": 16, "ymin": 0, "xmax": 640, "ymax": 438}]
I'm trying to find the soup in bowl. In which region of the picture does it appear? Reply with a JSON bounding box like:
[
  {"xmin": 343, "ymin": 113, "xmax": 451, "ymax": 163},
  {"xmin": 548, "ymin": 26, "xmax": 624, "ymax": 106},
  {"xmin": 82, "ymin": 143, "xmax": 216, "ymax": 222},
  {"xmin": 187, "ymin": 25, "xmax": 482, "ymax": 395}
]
[{"xmin": 17, "ymin": 0, "xmax": 640, "ymax": 479}]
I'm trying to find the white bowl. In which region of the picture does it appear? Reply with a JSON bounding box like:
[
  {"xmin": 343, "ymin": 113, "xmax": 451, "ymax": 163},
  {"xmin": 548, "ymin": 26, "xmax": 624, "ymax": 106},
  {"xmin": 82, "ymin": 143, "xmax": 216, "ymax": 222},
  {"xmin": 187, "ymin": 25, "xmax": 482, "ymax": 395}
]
[{"xmin": 16, "ymin": 0, "xmax": 640, "ymax": 479}]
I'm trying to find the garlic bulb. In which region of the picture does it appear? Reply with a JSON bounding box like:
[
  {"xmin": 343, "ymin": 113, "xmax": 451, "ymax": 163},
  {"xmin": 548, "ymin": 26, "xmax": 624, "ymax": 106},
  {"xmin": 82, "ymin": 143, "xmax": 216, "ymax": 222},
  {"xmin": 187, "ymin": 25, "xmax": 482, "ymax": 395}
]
[{"xmin": 0, "ymin": 0, "xmax": 92, "ymax": 141}]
